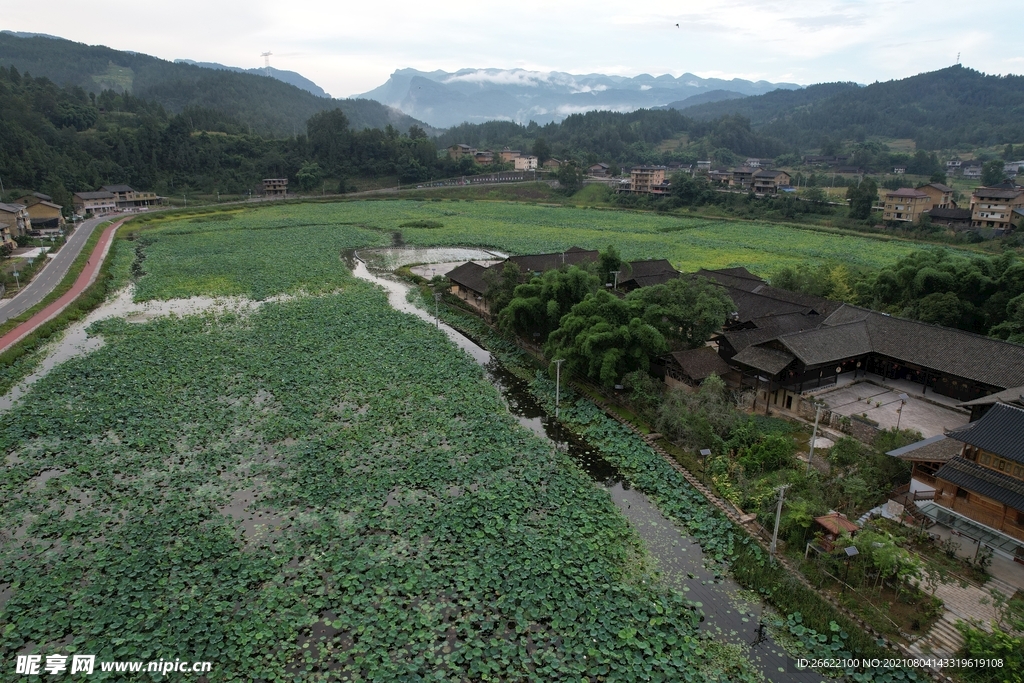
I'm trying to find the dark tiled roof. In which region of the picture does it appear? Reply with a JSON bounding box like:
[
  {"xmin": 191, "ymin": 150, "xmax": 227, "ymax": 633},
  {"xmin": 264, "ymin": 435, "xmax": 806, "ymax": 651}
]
[
  {"xmin": 934, "ymin": 457, "xmax": 1024, "ymax": 511},
  {"xmin": 74, "ymin": 191, "xmax": 116, "ymax": 200},
  {"xmin": 778, "ymin": 321, "xmax": 873, "ymax": 367},
  {"xmin": 886, "ymin": 188, "xmax": 930, "ymax": 198},
  {"xmin": 887, "ymin": 434, "xmax": 961, "ymax": 462},
  {"xmin": 724, "ymin": 288, "xmax": 812, "ymax": 321},
  {"xmin": 503, "ymin": 248, "xmax": 599, "ymax": 274},
  {"xmin": 972, "ymin": 187, "xmax": 1022, "ymax": 200},
  {"xmin": 921, "ymin": 183, "xmax": 954, "ymax": 193},
  {"xmin": 696, "ymin": 267, "xmax": 765, "ymax": 292},
  {"xmin": 959, "ymin": 384, "xmax": 1024, "ymax": 408},
  {"xmin": 946, "ymin": 404, "xmax": 1024, "ymax": 463},
  {"xmin": 101, "ymin": 184, "xmax": 134, "ymax": 193},
  {"xmin": 822, "ymin": 305, "xmax": 1024, "ymax": 389},
  {"xmin": 625, "ymin": 259, "xmax": 677, "ymax": 279},
  {"xmin": 721, "ymin": 313, "xmax": 819, "ymax": 353},
  {"xmin": 0, "ymin": 202, "xmax": 27, "ymax": 213},
  {"xmin": 754, "ymin": 285, "xmax": 843, "ymax": 317},
  {"xmin": 731, "ymin": 346, "xmax": 795, "ymax": 375},
  {"xmin": 926, "ymin": 208, "xmax": 972, "ymax": 221},
  {"xmin": 626, "ymin": 273, "xmax": 681, "ymax": 288},
  {"xmin": 669, "ymin": 347, "xmax": 734, "ymax": 381},
  {"xmin": 447, "ymin": 262, "xmax": 490, "ymax": 295},
  {"xmin": 753, "ymin": 169, "xmax": 789, "ymax": 178}
]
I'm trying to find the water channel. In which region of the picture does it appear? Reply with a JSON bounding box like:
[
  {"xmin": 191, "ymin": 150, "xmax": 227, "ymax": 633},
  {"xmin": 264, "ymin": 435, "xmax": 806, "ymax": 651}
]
[{"xmin": 351, "ymin": 248, "xmax": 825, "ymax": 682}]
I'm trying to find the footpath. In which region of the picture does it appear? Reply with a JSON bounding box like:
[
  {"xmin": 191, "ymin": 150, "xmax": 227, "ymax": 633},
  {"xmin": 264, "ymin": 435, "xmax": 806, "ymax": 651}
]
[{"xmin": 0, "ymin": 218, "xmax": 124, "ymax": 355}]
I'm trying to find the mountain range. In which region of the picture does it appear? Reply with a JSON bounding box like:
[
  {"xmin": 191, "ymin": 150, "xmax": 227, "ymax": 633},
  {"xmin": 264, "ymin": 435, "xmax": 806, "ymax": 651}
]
[
  {"xmin": 356, "ymin": 68, "xmax": 800, "ymax": 128},
  {"xmin": 174, "ymin": 59, "xmax": 330, "ymax": 98},
  {"xmin": 0, "ymin": 32, "xmax": 427, "ymax": 137}
]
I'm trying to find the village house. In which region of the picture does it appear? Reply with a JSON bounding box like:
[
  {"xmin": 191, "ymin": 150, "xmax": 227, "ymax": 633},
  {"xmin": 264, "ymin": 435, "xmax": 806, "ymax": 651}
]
[
  {"xmin": 14, "ymin": 192, "xmax": 64, "ymax": 231},
  {"xmin": 696, "ymin": 160, "xmax": 712, "ymax": 174},
  {"xmin": 923, "ymin": 404, "xmax": 1024, "ymax": 563},
  {"xmin": 708, "ymin": 170, "xmax": 731, "ymax": 185},
  {"xmin": 916, "ymin": 182, "xmax": 956, "ymax": 209},
  {"xmin": 962, "ymin": 161, "xmax": 983, "ymax": 179},
  {"xmin": 616, "ymin": 259, "xmax": 679, "ymax": 292},
  {"xmin": 513, "ymin": 155, "xmax": 538, "ymax": 172},
  {"xmin": 72, "ymin": 191, "xmax": 117, "ymax": 216},
  {"xmin": 883, "ymin": 188, "xmax": 932, "ymax": 223},
  {"xmin": 260, "ymin": 179, "xmax": 288, "ymax": 197},
  {"xmin": 752, "ymin": 170, "xmax": 791, "ymax": 195},
  {"xmin": 500, "ymin": 148, "xmax": 522, "ymax": 163},
  {"xmin": 970, "ymin": 181, "xmax": 1024, "ymax": 231},
  {"xmin": 588, "ymin": 163, "xmax": 611, "ymax": 177},
  {"xmin": 100, "ymin": 185, "xmax": 163, "ymax": 210},
  {"xmin": 1003, "ymin": 161, "xmax": 1024, "ymax": 177},
  {"xmin": 0, "ymin": 202, "xmax": 31, "ymax": 240},
  {"xmin": 448, "ymin": 144, "xmax": 474, "ymax": 161},
  {"xmin": 473, "ymin": 150, "xmax": 495, "ymax": 165},
  {"xmin": 697, "ymin": 266, "xmax": 1024, "ymax": 416},
  {"xmin": 542, "ymin": 158, "xmax": 562, "ymax": 170},
  {"xmin": 893, "ymin": 166, "xmax": 907, "ymax": 175},
  {"xmin": 660, "ymin": 346, "xmax": 737, "ymax": 390},
  {"xmin": 628, "ymin": 166, "xmax": 666, "ymax": 194},
  {"xmin": 729, "ymin": 166, "xmax": 757, "ymax": 190},
  {"xmin": 924, "ymin": 207, "xmax": 973, "ymax": 231}
]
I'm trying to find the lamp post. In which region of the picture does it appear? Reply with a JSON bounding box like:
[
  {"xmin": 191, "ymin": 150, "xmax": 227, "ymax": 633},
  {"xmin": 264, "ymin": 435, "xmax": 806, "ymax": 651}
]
[
  {"xmin": 553, "ymin": 358, "xmax": 565, "ymax": 420},
  {"xmin": 12, "ymin": 270, "xmax": 20, "ymax": 290},
  {"xmin": 806, "ymin": 403, "xmax": 822, "ymax": 474},
  {"xmin": 700, "ymin": 448, "xmax": 712, "ymax": 485},
  {"xmin": 769, "ymin": 484, "xmax": 791, "ymax": 561},
  {"xmin": 433, "ymin": 292, "xmax": 441, "ymax": 327},
  {"xmin": 896, "ymin": 393, "xmax": 909, "ymax": 431},
  {"xmin": 842, "ymin": 545, "xmax": 859, "ymax": 593},
  {"xmin": 610, "ymin": 270, "xmax": 621, "ymax": 290}
]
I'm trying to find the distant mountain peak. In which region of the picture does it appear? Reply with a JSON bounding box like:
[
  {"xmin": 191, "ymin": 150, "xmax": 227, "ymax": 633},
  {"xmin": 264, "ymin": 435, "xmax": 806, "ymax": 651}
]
[
  {"xmin": 357, "ymin": 67, "xmax": 801, "ymax": 127},
  {"xmin": 174, "ymin": 59, "xmax": 330, "ymax": 98}
]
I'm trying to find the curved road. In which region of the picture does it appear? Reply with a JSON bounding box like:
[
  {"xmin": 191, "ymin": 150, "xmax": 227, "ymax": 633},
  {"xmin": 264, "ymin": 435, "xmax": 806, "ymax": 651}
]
[{"xmin": 0, "ymin": 214, "xmax": 110, "ymax": 325}]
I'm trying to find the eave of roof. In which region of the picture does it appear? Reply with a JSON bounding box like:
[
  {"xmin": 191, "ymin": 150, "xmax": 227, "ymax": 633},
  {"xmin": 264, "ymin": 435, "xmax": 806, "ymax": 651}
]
[
  {"xmin": 886, "ymin": 434, "xmax": 961, "ymax": 462},
  {"xmin": 934, "ymin": 457, "xmax": 1024, "ymax": 511},
  {"xmin": 946, "ymin": 403, "xmax": 1024, "ymax": 463}
]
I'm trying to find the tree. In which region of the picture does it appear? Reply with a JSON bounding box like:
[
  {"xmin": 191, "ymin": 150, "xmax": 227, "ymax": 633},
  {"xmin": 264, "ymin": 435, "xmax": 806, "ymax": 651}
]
[
  {"xmin": 556, "ymin": 162, "xmax": 586, "ymax": 195},
  {"xmin": 531, "ymin": 137, "xmax": 551, "ymax": 164},
  {"xmin": 497, "ymin": 266, "xmax": 597, "ymax": 341},
  {"xmin": 624, "ymin": 276, "xmax": 734, "ymax": 349},
  {"xmin": 544, "ymin": 290, "xmax": 667, "ymax": 386},
  {"xmin": 656, "ymin": 375, "xmax": 738, "ymax": 452},
  {"xmin": 982, "ymin": 159, "xmax": 1005, "ymax": 186},
  {"xmin": 597, "ymin": 245, "xmax": 623, "ymax": 286},
  {"xmin": 846, "ymin": 177, "xmax": 878, "ymax": 220},
  {"xmin": 483, "ymin": 262, "xmax": 522, "ymax": 316},
  {"xmin": 737, "ymin": 434, "xmax": 795, "ymax": 474},
  {"xmin": 296, "ymin": 162, "xmax": 323, "ymax": 191}
]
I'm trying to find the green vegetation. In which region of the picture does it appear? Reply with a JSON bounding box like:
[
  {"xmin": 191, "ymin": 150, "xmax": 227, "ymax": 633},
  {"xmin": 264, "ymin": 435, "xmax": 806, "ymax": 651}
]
[
  {"xmin": 773, "ymin": 248, "xmax": 1024, "ymax": 340},
  {"xmin": 1, "ymin": 272, "xmax": 750, "ymax": 679}
]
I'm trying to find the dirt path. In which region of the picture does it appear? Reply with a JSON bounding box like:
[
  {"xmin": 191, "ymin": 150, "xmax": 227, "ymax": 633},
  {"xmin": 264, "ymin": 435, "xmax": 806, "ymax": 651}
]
[{"xmin": 0, "ymin": 219, "xmax": 124, "ymax": 355}]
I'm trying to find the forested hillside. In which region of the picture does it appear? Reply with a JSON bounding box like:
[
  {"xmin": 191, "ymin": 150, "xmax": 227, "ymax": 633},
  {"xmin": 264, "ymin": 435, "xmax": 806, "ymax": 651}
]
[
  {"xmin": 684, "ymin": 66, "xmax": 1024, "ymax": 150},
  {"xmin": 0, "ymin": 33, "xmax": 429, "ymax": 138},
  {"xmin": 0, "ymin": 66, "xmax": 462, "ymax": 199}
]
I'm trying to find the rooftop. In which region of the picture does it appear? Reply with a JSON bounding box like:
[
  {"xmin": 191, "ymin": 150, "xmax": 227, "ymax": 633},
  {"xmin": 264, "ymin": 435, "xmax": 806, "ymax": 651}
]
[
  {"xmin": 946, "ymin": 403, "xmax": 1024, "ymax": 464},
  {"xmin": 934, "ymin": 457, "xmax": 1024, "ymax": 511},
  {"xmin": 886, "ymin": 434, "xmax": 961, "ymax": 463},
  {"xmin": 885, "ymin": 188, "xmax": 930, "ymax": 199},
  {"xmin": 668, "ymin": 347, "xmax": 733, "ymax": 382}
]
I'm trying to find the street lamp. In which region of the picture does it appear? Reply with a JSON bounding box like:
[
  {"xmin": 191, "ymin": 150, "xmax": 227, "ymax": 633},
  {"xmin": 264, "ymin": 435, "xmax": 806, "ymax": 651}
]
[
  {"xmin": 896, "ymin": 393, "xmax": 909, "ymax": 431},
  {"xmin": 842, "ymin": 545, "xmax": 859, "ymax": 592},
  {"xmin": 610, "ymin": 270, "xmax": 621, "ymax": 290},
  {"xmin": 12, "ymin": 270, "xmax": 20, "ymax": 290},
  {"xmin": 700, "ymin": 448, "xmax": 712, "ymax": 485},
  {"xmin": 433, "ymin": 292, "xmax": 442, "ymax": 327},
  {"xmin": 553, "ymin": 358, "xmax": 565, "ymax": 420}
]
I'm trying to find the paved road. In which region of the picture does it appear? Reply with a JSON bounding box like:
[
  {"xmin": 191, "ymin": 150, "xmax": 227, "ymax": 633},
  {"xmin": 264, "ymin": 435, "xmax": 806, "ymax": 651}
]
[
  {"xmin": 0, "ymin": 219, "xmax": 123, "ymax": 354},
  {"xmin": 0, "ymin": 215, "xmax": 110, "ymax": 325}
]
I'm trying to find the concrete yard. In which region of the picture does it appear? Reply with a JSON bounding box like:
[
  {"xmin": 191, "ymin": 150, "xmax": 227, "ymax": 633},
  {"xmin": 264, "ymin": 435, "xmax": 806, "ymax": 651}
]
[{"xmin": 816, "ymin": 380, "xmax": 968, "ymax": 438}]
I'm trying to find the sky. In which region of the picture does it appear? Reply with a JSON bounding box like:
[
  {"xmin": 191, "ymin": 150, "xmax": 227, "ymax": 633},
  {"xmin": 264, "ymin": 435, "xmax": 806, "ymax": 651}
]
[{"xmin": 5, "ymin": 0, "xmax": 1022, "ymax": 98}]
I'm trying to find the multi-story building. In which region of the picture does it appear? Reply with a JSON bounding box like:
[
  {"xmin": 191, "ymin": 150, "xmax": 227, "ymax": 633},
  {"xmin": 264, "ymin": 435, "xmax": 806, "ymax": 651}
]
[
  {"xmin": 970, "ymin": 182, "xmax": 1024, "ymax": 230},
  {"xmin": 0, "ymin": 202, "xmax": 31, "ymax": 238},
  {"xmin": 261, "ymin": 179, "xmax": 289, "ymax": 197},
  {"xmin": 500, "ymin": 148, "xmax": 522, "ymax": 163},
  {"xmin": 14, "ymin": 192, "xmax": 65, "ymax": 231},
  {"xmin": 100, "ymin": 185, "xmax": 163, "ymax": 210},
  {"xmin": 916, "ymin": 182, "xmax": 956, "ymax": 209},
  {"xmin": 882, "ymin": 188, "xmax": 932, "ymax": 223},
  {"xmin": 729, "ymin": 166, "xmax": 756, "ymax": 189},
  {"xmin": 72, "ymin": 191, "xmax": 117, "ymax": 216},
  {"xmin": 513, "ymin": 155, "xmax": 538, "ymax": 171},
  {"xmin": 628, "ymin": 166, "xmax": 666, "ymax": 194},
  {"xmin": 473, "ymin": 150, "xmax": 494, "ymax": 165},
  {"xmin": 448, "ymin": 144, "xmax": 474, "ymax": 160},
  {"xmin": 752, "ymin": 170, "xmax": 791, "ymax": 195},
  {"xmin": 962, "ymin": 161, "xmax": 983, "ymax": 179}
]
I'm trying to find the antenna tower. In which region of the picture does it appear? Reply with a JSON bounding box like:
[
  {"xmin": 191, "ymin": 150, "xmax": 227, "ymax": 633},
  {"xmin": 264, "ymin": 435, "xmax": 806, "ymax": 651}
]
[{"xmin": 261, "ymin": 51, "xmax": 272, "ymax": 76}]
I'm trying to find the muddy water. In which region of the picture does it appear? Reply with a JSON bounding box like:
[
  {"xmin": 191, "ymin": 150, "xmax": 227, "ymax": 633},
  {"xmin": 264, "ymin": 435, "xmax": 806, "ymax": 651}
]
[
  {"xmin": 350, "ymin": 250, "xmax": 822, "ymax": 682},
  {"xmin": 0, "ymin": 286, "xmax": 288, "ymax": 413}
]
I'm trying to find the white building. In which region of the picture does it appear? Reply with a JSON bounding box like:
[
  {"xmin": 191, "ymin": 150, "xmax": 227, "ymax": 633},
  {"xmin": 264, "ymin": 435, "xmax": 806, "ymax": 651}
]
[{"xmin": 514, "ymin": 155, "xmax": 539, "ymax": 172}]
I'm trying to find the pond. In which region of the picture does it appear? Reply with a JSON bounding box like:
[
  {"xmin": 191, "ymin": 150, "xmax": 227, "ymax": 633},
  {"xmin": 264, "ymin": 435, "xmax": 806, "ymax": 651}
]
[{"xmin": 350, "ymin": 247, "xmax": 824, "ymax": 682}]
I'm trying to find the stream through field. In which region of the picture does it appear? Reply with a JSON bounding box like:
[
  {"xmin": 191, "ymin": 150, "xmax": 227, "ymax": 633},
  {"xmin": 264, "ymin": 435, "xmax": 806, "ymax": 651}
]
[{"xmin": 351, "ymin": 247, "xmax": 824, "ymax": 682}]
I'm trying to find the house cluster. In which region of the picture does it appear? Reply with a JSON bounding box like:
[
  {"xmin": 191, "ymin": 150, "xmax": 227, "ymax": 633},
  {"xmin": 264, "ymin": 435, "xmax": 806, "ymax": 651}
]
[
  {"xmin": 72, "ymin": 185, "xmax": 164, "ymax": 216},
  {"xmin": 883, "ymin": 180, "xmax": 1024, "ymax": 234},
  {"xmin": 447, "ymin": 145, "xmax": 548, "ymax": 172},
  {"xmin": 444, "ymin": 249, "xmax": 1024, "ymax": 563},
  {"xmin": 0, "ymin": 192, "xmax": 66, "ymax": 246},
  {"xmin": 704, "ymin": 166, "xmax": 793, "ymax": 195}
]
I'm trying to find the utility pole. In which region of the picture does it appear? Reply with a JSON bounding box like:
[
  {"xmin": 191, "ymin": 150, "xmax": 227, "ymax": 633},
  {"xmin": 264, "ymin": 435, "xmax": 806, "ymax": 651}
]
[
  {"xmin": 769, "ymin": 484, "xmax": 791, "ymax": 561},
  {"xmin": 553, "ymin": 359, "xmax": 565, "ymax": 420},
  {"xmin": 806, "ymin": 404, "xmax": 822, "ymax": 474},
  {"xmin": 610, "ymin": 270, "xmax": 621, "ymax": 290}
]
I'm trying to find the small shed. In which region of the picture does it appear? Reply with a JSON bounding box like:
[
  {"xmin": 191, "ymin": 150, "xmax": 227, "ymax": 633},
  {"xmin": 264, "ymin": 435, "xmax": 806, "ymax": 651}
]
[{"xmin": 814, "ymin": 512, "xmax": 859, "ymax": 551}]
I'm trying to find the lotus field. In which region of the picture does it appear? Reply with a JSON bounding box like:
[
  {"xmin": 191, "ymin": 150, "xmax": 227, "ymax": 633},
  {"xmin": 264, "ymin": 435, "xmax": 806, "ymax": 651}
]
[{"xmin": 1, "ymin": 219, "xmax": 738, "ymax": 679}]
